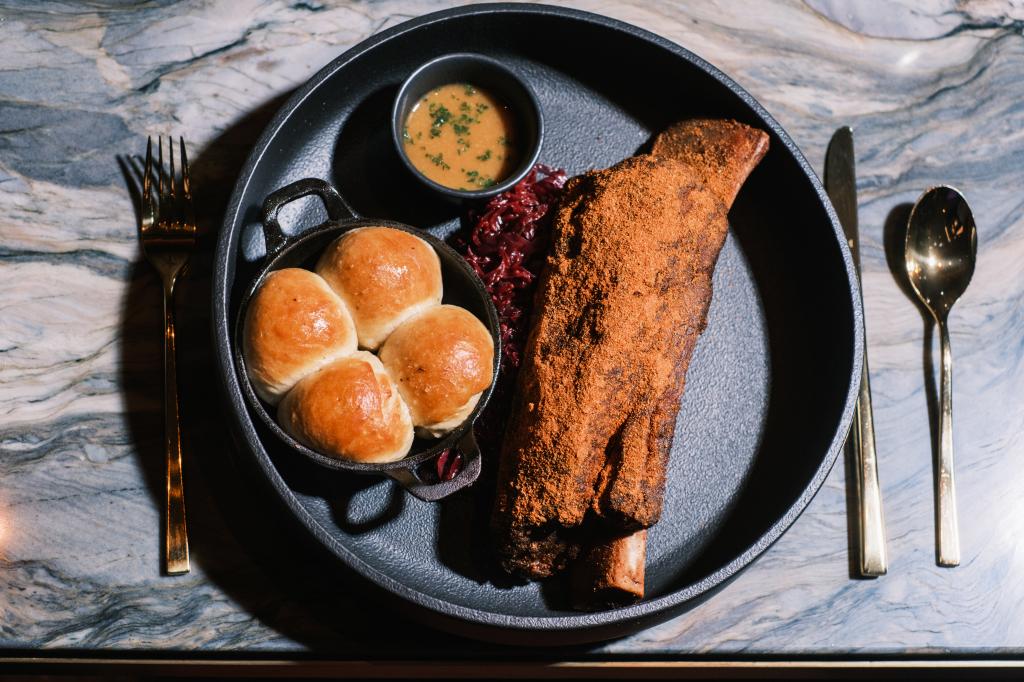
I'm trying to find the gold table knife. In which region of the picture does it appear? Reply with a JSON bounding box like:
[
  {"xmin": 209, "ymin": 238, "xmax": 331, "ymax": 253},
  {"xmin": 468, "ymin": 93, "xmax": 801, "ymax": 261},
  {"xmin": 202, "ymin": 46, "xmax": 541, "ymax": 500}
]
[{"xmin": 825, "ymin": 126, "xmax": 888, "ymax": 577}]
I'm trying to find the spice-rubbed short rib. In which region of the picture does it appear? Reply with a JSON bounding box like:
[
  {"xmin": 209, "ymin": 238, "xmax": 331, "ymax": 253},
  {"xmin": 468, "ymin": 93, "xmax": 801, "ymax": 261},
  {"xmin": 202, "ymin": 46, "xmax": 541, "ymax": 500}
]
[{"xmin": 491, "ymin": 119, "xmax": 769, "ymax": 581}]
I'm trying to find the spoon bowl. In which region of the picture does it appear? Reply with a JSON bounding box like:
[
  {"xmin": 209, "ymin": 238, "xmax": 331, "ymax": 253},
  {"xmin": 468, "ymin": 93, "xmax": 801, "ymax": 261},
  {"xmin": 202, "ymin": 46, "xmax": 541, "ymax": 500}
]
[{"xmin": 905, "ymin": 186, "xmax": 978, "ymax": 321}]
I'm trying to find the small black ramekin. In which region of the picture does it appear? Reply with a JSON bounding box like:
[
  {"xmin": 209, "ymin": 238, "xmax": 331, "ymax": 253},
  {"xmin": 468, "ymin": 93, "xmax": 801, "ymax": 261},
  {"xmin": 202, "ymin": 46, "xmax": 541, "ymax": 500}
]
[{"xmin": 391, "ymin": 53, "xmax": 543, "ymax": 201}]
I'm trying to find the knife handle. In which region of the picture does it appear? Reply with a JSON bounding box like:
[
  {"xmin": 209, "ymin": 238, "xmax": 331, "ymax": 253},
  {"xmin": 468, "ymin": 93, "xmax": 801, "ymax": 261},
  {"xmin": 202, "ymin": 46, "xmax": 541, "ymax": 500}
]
[{"xmin": 852, "ymin": 353, "xmax": 887, "ymax": 576}]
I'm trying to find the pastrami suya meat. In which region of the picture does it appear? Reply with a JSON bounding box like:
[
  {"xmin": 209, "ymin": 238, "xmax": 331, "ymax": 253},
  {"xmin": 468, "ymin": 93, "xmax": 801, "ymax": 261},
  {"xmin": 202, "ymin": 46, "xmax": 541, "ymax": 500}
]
[{"xmin": 492, "ymin": 119, "xmax": 769, "ymax": 580}]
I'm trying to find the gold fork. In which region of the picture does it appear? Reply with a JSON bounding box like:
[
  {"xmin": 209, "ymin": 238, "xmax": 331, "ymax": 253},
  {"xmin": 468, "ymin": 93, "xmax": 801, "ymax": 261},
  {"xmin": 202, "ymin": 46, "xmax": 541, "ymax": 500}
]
[{"xmin": 140, "ymin": 136, "xmax": 196, "ymax": 575}]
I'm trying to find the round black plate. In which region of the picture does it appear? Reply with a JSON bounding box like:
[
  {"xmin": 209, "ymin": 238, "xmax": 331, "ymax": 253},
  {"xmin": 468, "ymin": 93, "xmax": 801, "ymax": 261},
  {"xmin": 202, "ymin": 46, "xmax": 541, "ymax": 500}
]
[{"xmin": 212, "ymin": 3, "xmax": 862, "ymax": 645}]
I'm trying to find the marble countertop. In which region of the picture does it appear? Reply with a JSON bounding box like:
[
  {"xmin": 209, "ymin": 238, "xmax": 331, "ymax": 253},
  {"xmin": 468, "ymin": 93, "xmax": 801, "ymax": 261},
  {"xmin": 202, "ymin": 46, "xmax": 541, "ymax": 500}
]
[{"xmin": 2, "ymin": 0, "xmax": 1024, "ymax": 662}]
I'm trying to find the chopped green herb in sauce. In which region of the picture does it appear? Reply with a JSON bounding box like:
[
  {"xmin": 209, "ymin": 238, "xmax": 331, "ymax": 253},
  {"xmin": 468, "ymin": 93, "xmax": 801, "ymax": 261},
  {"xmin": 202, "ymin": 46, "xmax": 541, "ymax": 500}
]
[
  {"xmin": 429, "ymin": 103, "xmax": 451, "ymax": 128},
  {"xmin": 464, "ymin": 169, "xmax": 496, "ymax": 187},
  {"xmin": 426, "ymin": 152, "xmax": 450, "ymax": 170}
]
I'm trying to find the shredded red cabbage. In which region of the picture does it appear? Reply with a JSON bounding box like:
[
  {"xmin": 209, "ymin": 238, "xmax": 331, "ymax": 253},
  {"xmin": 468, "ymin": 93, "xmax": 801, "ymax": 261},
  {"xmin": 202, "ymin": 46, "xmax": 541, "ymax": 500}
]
[{"xmin": 456, "ymin": 163, "xmax": 568, "ymax": 370}]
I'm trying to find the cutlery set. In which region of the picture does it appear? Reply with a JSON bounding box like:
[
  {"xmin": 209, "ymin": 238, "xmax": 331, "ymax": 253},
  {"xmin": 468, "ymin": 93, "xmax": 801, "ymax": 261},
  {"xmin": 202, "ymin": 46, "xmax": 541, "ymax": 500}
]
[{"xmin": 825, "ymin": 127, "xmax": 977, "ymax": 574}]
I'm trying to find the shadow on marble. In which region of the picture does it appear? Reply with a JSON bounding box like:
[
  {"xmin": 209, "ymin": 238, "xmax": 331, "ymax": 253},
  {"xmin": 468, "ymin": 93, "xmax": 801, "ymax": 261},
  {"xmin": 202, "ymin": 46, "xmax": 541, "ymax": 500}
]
[
  {"xmin": 884, "ymin": 201, "xmax": 943, "ymax": 562},
  {"xmin": 882, "ymin": 202, "xmax": 918, "ymax": 310},
  {"xmin": 115, "ymin": 155, "xmax": 170, "ymax": 573},
  {"xmin": 883, "ymin": 200, "xmax": 939, "ymax": 448}
]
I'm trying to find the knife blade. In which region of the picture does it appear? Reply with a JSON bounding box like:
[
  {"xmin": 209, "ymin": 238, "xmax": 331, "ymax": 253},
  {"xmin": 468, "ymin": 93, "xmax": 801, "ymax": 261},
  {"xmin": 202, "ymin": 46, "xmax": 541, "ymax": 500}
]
[{"xmin": 825, "ymin": 126, "xmax": 888, "ymax": 577}]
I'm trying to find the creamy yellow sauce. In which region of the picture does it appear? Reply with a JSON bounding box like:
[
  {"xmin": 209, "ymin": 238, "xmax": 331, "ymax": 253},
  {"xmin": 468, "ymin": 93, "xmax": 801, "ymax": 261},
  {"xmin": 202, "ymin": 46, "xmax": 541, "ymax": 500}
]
[{"xmin": 403, "ymin": 83, "xmax": 518, "ymax": 191}]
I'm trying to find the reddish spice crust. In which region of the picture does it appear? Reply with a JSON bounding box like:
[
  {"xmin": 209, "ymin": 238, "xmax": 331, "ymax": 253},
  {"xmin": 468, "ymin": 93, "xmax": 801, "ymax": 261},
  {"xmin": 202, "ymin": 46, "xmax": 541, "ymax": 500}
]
[{"xmin": 491, "ymin": 119, "xmax": 769, "ymax": 580}]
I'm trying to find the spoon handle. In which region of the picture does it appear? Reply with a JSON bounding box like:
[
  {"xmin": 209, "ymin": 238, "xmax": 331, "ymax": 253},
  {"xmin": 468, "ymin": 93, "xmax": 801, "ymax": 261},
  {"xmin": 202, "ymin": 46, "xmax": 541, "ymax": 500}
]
[{"xmin": 937, "ymin": 320, "xmax": 960, "ymax": 567}]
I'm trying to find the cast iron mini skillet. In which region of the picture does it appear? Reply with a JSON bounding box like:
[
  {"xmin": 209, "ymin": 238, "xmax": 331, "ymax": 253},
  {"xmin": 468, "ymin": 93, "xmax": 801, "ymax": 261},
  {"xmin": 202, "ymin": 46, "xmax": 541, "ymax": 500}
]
[
  {"xmin": 212, "ymin": 4, "xmax": 863, "ymax": 645},
  {"xmin": 233, "ymin": 178, "xmax": 501, "ymax": 502}
]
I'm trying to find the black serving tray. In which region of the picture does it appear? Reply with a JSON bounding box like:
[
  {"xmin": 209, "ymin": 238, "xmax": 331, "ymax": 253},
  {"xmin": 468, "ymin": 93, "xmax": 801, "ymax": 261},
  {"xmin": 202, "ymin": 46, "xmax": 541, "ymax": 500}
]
[{"xmin": 212, "ymin": 3, "xmax": 861, "ymax": 645}]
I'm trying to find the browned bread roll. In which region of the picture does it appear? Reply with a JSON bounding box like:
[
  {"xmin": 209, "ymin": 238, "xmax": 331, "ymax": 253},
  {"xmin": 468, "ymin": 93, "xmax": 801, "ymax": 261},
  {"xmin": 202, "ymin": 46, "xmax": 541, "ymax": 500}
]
[
  {"xmin": 277, "ymin": 351, "xmax": 414, "ymax": 463},
  {"xmin": 315, "ymin": 227, "xmax": 443, "ymax": 350},
  {"xmin": 378, "ymin": 305, "xmax": 494, "ymax": 438},
  {"xmin": 243, "ymin": 268, "xmax": 357, "ymax": 404}
]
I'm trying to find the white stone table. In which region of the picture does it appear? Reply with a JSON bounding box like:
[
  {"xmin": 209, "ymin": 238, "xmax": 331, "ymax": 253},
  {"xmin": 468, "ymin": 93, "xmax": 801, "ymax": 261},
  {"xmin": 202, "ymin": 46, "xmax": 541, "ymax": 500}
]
[{"xmin": 2, "ymin": 0, "xmax": 1023, "ymax": 671}]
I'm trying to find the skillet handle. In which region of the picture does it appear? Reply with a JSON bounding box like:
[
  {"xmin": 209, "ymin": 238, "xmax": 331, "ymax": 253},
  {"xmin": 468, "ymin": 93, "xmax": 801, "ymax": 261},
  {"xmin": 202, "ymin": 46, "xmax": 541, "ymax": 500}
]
[
  {"xmin": 387, "ymin": 430, "xmax": 482, "ymax": 502},
  {"xmin": 260, "ymin": 178, "xmax": 358, "ymax": 257}
]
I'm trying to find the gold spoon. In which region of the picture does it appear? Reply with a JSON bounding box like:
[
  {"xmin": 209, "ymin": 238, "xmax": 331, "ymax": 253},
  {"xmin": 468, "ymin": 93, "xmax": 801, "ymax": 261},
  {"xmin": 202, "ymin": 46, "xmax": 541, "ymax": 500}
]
[{"xmin": 905, "ymin": 186, "xmax": 978, "ymax": 567}]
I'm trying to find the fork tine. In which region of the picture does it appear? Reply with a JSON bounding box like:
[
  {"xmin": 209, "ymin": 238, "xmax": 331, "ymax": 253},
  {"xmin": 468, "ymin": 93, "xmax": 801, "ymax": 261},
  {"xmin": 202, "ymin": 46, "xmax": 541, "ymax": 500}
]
[
  {"xmin": 143, "ymin": 137, "xmax": 152, "ymax": 204},
  {"xmin": 157, "ymin": 136, "xmax": 165, "ymax": 199},
  {"xmin": 169, "ymin": 136, "xmax": 177, "ymax": 199},
  {"xmin": 179, "ymin": 137, "xmax": 191, "ymax": 200},
  {"xmin": 179, "ymin": 137, "xmax": 197, "ymax": 235},
  {"xmin": 142, "ymin": 137, "xmax": 154, "ymax": 230}
]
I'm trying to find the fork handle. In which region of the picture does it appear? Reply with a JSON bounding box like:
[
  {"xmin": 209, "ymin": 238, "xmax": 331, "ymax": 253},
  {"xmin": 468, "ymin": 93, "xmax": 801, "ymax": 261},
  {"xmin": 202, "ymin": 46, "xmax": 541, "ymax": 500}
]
[{"xmin": 163, "ymin": 280, "xmax": 190, "ymax": 575}]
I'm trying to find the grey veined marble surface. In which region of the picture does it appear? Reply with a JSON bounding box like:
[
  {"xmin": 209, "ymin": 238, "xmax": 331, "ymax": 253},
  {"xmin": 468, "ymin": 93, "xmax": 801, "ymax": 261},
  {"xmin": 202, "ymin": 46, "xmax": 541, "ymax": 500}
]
[{"xmin": 1, "ymin": 0, "xmax": 1023, "ymax": 657}]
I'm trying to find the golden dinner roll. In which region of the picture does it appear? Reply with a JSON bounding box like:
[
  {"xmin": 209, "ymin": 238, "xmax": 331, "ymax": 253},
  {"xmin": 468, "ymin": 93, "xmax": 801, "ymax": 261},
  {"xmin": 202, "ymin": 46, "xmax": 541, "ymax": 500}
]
[
  {"xmin": 378, "ymin": 305, "xmax": 494, "ymax": 438},
  {"xmin": 277, "ymin": 351, "xmax": 414, "ymax": 463},
  {"xmin": 315, "ymin": 226, "xmax": 443, "ymax": 350},
  {"xmin": 243, "ymin": 268, "xmax": 357, "ymax": 404}
]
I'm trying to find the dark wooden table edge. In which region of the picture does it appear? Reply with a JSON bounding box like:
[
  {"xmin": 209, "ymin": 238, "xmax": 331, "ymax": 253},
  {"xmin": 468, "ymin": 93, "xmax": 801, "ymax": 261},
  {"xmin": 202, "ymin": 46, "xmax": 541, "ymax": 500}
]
[{"xmin": 5, "ymin": 653, "xmax": 1024, "ymax": 678}]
